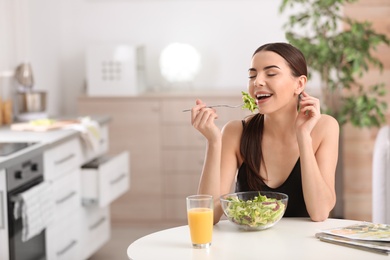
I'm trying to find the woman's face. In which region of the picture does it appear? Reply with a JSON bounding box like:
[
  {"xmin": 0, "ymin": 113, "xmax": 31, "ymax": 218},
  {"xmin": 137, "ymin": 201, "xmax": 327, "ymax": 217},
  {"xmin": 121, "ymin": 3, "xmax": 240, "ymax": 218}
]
[{"xmin": 248, "ymin": 50, "xmax": 304, "ymax": 114}]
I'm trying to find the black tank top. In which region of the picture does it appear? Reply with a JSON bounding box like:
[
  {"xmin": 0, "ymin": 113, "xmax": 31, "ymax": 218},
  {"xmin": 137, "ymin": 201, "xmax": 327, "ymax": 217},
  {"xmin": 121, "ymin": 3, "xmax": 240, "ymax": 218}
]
[{"xmin": 236, "ymin": 159, "xmax": 309, "ymax": 218}]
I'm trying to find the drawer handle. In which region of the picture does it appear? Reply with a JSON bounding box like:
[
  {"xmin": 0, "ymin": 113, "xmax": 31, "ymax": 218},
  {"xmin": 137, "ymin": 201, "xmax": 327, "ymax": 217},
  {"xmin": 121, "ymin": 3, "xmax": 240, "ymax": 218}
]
[
  {"xmin": 57, "ymin": 239, "xmax": 77, "ymax": 257},
  {"xmin": 82, "ymin": 198, "xmax": 98, "ymax": 207},
  {"xmin": 110, "ymin": 173, "xmax": 126, "ymax": 185},
  {"xmin": 54, "ymin": 153, "xmax": 75, "ymax": 165},
  {"xmin": 56, "ymin": 191, "xmax": 76, "ymax": 205},
  {"xmin": 89, "ymin": 216, "xmax": 106, "ymax": 231}
]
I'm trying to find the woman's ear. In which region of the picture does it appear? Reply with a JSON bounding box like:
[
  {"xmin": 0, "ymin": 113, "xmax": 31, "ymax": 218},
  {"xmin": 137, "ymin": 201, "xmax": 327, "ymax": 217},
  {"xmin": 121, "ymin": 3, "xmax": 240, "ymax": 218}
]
[{"xmin": 295, "ymin": 75, "xmax": 307, "ymax": 95}]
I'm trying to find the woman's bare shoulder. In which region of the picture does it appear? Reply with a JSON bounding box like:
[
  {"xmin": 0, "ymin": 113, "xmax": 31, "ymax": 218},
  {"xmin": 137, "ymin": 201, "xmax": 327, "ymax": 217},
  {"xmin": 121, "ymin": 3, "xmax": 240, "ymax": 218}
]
[
  {"xmin": 319, "ymin": 114, "xmax": 339, "ymax": 129},
  {"xmin": 221, "ymin": 120, "xmax": 245, "ymax": 147},
  {"xmin": 221, "ymin": 120, "xmax": 244, "ymax": 161},
  {"xmin": 222, "ymin": 119, "xmax": 244, "ymax": 135},
  {"xmin": 314, "ymin": 114, "xmax": 340, "ymax": 138}
]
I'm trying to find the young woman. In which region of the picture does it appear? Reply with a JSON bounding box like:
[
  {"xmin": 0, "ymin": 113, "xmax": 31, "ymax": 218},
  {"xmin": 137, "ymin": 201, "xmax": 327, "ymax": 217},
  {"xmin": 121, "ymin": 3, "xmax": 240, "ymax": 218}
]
[{"xmin": 190, "ymin": 42, "xmax": 339, "ymax": 223}]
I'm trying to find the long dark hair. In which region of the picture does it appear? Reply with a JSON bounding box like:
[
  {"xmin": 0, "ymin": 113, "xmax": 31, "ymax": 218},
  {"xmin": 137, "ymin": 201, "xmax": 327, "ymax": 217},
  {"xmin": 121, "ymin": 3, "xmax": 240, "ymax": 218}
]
[{"xmin": 240, "ymin": 42, "xmax": 307, "ymax": 190}]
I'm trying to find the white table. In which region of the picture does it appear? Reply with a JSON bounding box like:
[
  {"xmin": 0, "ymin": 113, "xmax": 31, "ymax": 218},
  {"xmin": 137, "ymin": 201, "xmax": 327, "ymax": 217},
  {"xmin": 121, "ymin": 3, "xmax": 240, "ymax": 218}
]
[{"xmin": 127, "ymin": 218, "xmax": 390, "ymax": 260}]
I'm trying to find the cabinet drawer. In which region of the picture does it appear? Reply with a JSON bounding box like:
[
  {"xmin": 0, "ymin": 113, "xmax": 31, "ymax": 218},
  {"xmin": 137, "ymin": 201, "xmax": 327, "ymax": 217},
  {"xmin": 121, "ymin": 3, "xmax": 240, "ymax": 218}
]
[
  {"xmin": 81, "ymin": 151, "xmax": 130, "ymax": 207},
  {"xmin": 51, "ymin": 169, "xmax": 81, "ymax": 224},
  {"xmin": 46, "ymin": 213, "xmax": 81, "ymax": 260},
  {"xmin": 44, "ymin": 137, "xmax": 82, "ymax": 181},
  {"xmin": 80, "ymin": 206, "xmax": 110, "ymax": 260}
]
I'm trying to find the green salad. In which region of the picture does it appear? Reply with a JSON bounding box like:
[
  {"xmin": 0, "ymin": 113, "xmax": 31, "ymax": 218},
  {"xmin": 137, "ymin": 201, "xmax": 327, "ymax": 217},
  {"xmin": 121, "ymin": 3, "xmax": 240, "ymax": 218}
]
[
  {"xmin": 224, "ymin": 193, "xmax": 286, "ymax": 228},
  {"xmin": 241, "ymin": 91, "xmax": 258, "ymax": 112}
]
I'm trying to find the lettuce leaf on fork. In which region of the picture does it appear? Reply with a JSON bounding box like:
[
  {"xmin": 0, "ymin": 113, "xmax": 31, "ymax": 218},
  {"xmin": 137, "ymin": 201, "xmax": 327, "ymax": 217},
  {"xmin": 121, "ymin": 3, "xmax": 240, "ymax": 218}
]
[{"xmin": 241, "ymin": 91, "xmax": 258, "ymax": 112}]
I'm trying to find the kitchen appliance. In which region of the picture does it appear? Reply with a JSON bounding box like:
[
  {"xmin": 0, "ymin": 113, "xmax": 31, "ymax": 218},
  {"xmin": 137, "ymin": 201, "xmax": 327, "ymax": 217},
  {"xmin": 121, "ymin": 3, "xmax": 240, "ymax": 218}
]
[
  {"xmin": 13, "ymin": 63, "xmax": 48, "ymax": 122},
  {"xmin": 6, "ymin": 153, "xmax": 45, "ymax": 260},
  {"xmin": 14, "ymin": 64, "xmax": 34, "ymax": 90},
  {"xmin": 17, "ymin": 91, "xmax": 47, "ymax": 114}
]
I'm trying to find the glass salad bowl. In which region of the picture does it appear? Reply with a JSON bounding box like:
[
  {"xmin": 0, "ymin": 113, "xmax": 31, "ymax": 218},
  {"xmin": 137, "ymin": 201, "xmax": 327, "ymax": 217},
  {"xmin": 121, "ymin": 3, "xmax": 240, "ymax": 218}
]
[{"xmin": 220, "ymin": 191, "xmax": 288, "ymax": 231}]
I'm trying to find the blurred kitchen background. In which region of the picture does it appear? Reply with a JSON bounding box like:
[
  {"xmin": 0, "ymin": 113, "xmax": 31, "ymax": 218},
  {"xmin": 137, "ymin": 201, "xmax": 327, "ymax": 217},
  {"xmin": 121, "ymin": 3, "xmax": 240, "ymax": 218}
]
[
  {"xmin": 0, "ymin": 0, "xmax": 307, "ymax": 117},
  {"xmin": 0, "ymin": 0, "xmax": 389, "ymax": 259}
]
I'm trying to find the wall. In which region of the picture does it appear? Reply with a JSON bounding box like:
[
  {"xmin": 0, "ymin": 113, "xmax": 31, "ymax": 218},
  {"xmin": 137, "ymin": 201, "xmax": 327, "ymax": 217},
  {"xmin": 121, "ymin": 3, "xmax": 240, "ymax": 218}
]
[
  {"xmin": 0, "ymin": 0, "xmax": 15, "ymax": 72},
  {"xmin": 0, "ymin": 0, "xmax": 61, "ymax": 116}
]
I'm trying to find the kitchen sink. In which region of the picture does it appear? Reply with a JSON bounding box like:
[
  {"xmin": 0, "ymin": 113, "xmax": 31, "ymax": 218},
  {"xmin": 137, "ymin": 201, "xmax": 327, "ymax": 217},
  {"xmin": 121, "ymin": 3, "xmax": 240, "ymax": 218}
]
[{"xmin": 0, "ymin": 142, "xmax": 37, "ymax": 156}]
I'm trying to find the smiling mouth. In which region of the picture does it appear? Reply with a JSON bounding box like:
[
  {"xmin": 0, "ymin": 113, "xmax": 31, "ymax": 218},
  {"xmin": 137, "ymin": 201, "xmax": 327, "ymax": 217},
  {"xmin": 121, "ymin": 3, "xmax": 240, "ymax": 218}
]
[{"xmin": 256, "ymin": 94, "xmax": 272, "ymax": 101}]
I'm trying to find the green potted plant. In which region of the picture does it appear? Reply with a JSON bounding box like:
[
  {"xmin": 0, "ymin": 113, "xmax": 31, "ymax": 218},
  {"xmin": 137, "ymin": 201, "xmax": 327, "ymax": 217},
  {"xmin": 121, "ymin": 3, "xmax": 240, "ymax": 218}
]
[{"xmin": 279, "ymin": 0, "xmax": 390, "ymax": 128}]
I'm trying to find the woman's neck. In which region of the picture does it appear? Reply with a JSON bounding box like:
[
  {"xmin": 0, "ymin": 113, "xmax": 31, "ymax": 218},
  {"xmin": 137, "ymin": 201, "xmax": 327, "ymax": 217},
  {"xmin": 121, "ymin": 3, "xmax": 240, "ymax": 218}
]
[{"xmin": 263, "ymin": 109, "xmax": 298, "ymax": 140}]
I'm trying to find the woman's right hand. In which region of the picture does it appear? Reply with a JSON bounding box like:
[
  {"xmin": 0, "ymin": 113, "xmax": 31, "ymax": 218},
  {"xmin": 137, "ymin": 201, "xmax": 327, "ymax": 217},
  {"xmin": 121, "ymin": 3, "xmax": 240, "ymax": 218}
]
[{"xmin": 191, "ymin": 99, "xmax": 222, "ymax": 142}]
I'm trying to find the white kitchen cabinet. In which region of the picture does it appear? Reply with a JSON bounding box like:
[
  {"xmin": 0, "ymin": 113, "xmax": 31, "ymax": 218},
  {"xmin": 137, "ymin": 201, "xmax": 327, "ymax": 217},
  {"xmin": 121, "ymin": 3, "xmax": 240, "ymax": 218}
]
[
  {"xmin": 51, "ymin": 168, "xmax": 82, "ymax": 224},
  {"xmin": 0, "ymin": 169, "xmax": 9, "ymax": 260},
  {"xmin": 79, "ymin": 150, "xmax": 129, "ymax": 260},
  {"xmin": 0, "ymin": 116, "xmax": 124, "ymax": 260},
  {"xmin": 44, "ymin": 137, "xmax": 82, "ymax": 181},
  {"xmin": 43, "ymin": 120, "xmax": 128, "ymax": 260},
  {"xmin": 46, "ymin": 213, "xmax": 81, "ymax": 260},
  {"xmin": 45, "ymin": 138, "xmax": 83, "ymax": 260},
  {"xmin": 42, "ymin": 122, "xmax": 119, "ymax": 260},
  {"xmin": 79, "ymin": 206, "xmax": 110, "ymax": 260},
  {"xmin": 81, "ymin": 151, "xmax": 129, "ymax": 208}
]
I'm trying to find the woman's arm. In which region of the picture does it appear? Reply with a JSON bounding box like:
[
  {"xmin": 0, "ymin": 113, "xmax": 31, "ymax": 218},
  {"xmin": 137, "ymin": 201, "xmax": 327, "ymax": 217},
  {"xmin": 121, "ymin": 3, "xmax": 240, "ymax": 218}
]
[
  {"xmin": 192, "ymin": 100, "xmax": 241, "ymax": 224},
  {"xmin": 296, "ymin": 92, "xmax": 339, "ymax": 221},
  {"xmin": 197, "ymin": 121, "xmax": 242, "ymax": 224},
  {"xmin": 299, "ymin": 115, "xmax": 339, "ymax": 221},
  {"xmin": 191, "ymin": 99, "xmax": 223, "ymax": 224}
]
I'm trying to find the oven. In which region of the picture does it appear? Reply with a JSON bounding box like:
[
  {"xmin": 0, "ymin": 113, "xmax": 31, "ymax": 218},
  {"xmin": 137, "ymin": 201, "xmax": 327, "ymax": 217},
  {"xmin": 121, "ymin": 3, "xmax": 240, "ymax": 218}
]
[{"xmin": 6, "ymin": 153, "xmax": 46, "ymax": 260}]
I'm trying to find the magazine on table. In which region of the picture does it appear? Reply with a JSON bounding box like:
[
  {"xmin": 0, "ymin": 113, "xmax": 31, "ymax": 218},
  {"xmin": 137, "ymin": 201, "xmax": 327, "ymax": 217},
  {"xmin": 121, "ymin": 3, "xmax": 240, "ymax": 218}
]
[{"xmin": 315, "ymin": 222, "xmax": 390, "ymax": 254}]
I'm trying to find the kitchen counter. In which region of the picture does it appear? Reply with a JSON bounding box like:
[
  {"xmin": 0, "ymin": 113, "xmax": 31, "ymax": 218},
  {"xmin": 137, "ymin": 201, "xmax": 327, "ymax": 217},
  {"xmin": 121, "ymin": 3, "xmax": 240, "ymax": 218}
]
[
  {"xmin": 0, "ymin": 114, "xmax": 128, "ymax": 260},
  {"xmin": 0, "ymin": 115, "xmax": 110, "ymax": 169}
]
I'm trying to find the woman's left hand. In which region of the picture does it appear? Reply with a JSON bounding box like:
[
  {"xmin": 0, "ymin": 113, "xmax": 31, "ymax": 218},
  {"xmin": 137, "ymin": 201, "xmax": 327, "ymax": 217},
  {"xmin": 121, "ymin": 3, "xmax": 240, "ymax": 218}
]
[{"xmin": 295, "ymin": 91, "xmax": 321, "ymax": 136}]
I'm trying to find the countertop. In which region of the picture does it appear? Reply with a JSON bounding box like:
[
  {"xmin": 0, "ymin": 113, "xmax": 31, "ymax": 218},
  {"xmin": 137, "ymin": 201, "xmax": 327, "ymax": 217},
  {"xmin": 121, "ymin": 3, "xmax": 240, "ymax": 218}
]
[{"xmin": 0, "ymin": 115, "xmax": 110, "ymax": 169}]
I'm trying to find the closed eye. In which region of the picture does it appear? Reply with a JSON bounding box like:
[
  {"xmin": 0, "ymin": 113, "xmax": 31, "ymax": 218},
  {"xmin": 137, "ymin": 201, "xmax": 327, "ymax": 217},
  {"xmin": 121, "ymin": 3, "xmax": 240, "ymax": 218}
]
[
  {"xmin": 248, "ymin": 68, "xmax": 257, "ymax": 79},
  {"xmin": 267, "ymin": 74, "xmax": 276, "ymax": 77}
]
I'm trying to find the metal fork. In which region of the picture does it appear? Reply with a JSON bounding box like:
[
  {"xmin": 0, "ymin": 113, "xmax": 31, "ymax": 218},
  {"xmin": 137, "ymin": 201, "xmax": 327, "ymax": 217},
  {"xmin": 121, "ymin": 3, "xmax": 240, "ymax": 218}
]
[{"xmin": 182, "ymin": 103, "xmax": 244, "ymax": 112}]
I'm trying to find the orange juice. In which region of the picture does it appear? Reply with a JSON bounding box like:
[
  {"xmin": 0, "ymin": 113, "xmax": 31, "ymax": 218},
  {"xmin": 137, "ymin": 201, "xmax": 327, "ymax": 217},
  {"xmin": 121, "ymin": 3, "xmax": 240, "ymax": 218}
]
[{"xmin": 187, "ymin": 207, "xmax": 213, "ymax": 244}]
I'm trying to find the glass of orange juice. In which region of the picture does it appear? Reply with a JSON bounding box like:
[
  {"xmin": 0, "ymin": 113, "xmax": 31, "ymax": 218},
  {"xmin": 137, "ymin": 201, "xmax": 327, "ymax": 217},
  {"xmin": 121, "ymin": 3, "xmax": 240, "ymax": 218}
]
[{"xmin": 186, "ymin": 195, "xmax": 213, "ymax": 249}]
